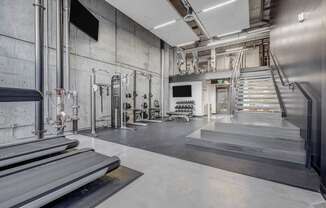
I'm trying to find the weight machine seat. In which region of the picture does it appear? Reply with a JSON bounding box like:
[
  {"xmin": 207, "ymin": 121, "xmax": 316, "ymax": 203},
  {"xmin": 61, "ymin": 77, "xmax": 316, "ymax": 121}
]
[
  {"xmin": 0, "ymin": 136, "xmax": 79, "ymax": 168},
  {"xmin": 0, "ymin": 148, "xmax": 120, "ymax": 208}
]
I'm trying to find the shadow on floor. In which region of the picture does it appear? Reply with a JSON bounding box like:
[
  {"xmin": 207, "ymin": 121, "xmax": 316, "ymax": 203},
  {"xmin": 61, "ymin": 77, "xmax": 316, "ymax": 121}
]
[{"xmin": 81, "ymin": 118, "xmax": 320, "ymax": 192}]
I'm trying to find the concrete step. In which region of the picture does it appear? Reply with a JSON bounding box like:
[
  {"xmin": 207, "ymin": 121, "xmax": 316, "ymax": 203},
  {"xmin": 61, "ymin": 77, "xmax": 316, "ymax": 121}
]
[
  {"xmin": 187, "ymin": 136, "xmax": 306, "ymax": 165},
  {"xmin": 239, "ymin": 79, "xmax": 273, "ymax": 83},
  {"xmin": 238, "ymin": 109, "xmax": 281, "ymax": 113},
  {"xmin": 237, "ymin": 95, "xmax": 278, "ymax": 99},
  {"xmin": 238, "ymin": 91, "xmax": 276, "ymax": 96},
  {"xmin": 236, "ymin": 111, "xmax": 283, "ymax": 120},
  {"xmin": 239, "ymin": 82, "xmax": 274, "ymax": 87},
  {"xmin": 237, "ymin": 106, "xmax": 281, "ymax": 112},
  {"xmin": 241, "ymin": 70, "xmax": 271, "ymax": 75},
  {"xmin": 211, "ymin": 116, "xmax": 301, "ymax": 140},
  {"xmin": 239, "ymin": 86, "xmax": 275, "ymax": 90},
  {"xmin": 240, "ymin": 76, "xmax": 271, "ymax": 80},
  {"xmin": 237, "ymin": 100, "xmax": 280, "ymax": 108}
]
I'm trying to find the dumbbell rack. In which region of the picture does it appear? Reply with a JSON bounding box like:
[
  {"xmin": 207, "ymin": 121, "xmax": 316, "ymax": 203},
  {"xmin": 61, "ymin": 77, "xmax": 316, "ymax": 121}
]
[{"xmin": 174, "ymin": 100, "xmax": 195, "ymax": 116}]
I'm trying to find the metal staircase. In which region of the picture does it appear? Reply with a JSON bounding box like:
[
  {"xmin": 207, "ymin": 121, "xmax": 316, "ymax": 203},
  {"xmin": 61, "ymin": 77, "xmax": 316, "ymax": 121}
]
[{"xmin": 236, "ymin": 66, "xmax": 281, "ymax": 113}]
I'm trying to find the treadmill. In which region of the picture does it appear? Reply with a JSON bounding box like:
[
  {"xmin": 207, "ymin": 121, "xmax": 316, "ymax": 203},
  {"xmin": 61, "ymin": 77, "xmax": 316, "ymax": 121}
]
[
  {"xmin": 0, "ymin": 87, "xmax": 121, "ymax": 207},
  {"xmin": 0, "ymin": 136, "xmax": 78, "ymax": 168},
  {"xmin": 0, "ymin": 148, "xmax": 120, "ymax": 208}
]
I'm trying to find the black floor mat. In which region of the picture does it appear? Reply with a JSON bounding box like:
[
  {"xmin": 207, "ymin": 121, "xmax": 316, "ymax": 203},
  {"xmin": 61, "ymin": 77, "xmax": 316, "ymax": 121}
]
[
  {"xmin": 81, "ymin": 119, "xmax": 320, "ymax": 193},
  {"xmin": 43, "ymin": 166, "xmax": 143, "ymax": 208}
]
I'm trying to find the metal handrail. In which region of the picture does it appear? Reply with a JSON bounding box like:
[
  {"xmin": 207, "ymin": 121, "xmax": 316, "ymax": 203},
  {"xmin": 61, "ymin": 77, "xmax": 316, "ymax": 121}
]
[
  {"xmin": 230, "ymin": 51, "xmax": 244, "ymax": 115},
  {"xmin": 269, "ymin": 51, "xmax": 312, "ymax": 168}
]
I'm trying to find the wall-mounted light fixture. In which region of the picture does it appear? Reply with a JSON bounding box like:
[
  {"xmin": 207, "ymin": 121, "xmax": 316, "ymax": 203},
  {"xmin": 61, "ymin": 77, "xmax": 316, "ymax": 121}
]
[{"xmin": 298, "ymin": 12, "xmax": 306, "ymax": 23}]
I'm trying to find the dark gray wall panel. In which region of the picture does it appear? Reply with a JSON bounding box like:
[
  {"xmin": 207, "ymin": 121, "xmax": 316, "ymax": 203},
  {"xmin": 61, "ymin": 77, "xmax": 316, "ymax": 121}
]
[{"xmin": 270, "ymin": 0, "xmax": 326, "ymax": 188}]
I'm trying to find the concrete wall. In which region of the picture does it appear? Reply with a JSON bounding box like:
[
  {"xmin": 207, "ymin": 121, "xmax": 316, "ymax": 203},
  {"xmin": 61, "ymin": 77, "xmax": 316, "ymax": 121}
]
[
  {"xmin": 0, "ymin": 0, "xmax": 173, "ymax": 143},
  {"xmin": 270, "ymin": 0, "xmax": 326, "ymax": 173}
]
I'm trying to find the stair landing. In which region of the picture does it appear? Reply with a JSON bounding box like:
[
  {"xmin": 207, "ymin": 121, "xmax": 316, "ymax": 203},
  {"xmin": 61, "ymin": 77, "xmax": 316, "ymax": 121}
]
[{"xmin": 187, "ymin": 115, "xmax": 306, "ymax": 165}]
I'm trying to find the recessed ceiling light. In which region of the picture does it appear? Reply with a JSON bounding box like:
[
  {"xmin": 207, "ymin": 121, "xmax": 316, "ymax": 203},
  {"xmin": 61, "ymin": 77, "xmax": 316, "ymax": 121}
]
[
  {"xmin": 202, "ymin": 0, "xmax": 237, "ymax": 13},
  {"xmin": 207, "ymin": 36, "xmax": 247, "ymax": 47},
  {"xmin": 153, "ymin": 20, "xmax": 177, "ymax": 30}
]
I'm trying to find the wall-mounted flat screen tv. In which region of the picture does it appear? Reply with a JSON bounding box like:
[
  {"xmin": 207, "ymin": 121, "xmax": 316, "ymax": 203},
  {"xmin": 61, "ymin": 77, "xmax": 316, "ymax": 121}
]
[
  {"xmin": 173, "ymin": 85, "xmax": 192, "ymax": 97},
  {"xmin": 70, "ymin": 0, "xmax": 99, "ymax": 41}
]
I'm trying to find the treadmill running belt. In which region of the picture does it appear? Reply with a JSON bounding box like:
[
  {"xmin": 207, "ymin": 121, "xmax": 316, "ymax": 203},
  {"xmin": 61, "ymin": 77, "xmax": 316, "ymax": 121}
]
[
  {"xmin": 0, "ymin": 149, "xmax": 120, "ymax": 208},
  {"xmin": 0, "ymin": 136, "xmax": 79, "ymax": 168}
]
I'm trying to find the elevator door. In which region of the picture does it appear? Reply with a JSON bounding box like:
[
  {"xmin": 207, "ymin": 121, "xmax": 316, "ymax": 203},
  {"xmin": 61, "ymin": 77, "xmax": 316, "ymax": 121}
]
[{"xmin": 216, "ymin": 88, "xmax": 228, "ymax": 113}]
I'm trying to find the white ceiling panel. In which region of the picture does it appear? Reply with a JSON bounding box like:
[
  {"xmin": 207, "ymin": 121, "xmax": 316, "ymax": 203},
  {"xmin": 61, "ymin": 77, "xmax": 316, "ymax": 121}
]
[
  {"xmin": 188, "ymin": 0, "xmax": 250, "ymax": 37},
  {"xmin": 151, "ymin": 20, "xmax": 199, "ymax": 46},
  {"xmin": 105, "ymin": 0, "xmax": 199, "ymax": 46}
]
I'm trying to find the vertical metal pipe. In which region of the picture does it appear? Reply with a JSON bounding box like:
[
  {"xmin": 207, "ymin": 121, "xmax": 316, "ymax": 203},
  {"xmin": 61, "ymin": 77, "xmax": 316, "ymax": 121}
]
[
  {"xmin": 133, "ymin": 70, "xmax": 137, "ymax": 122},
  {"xmin": 56, "ymin": 0, "xmax": 65, "ymax": 134},
  {"xmin": 148, "ymin": 74, "xmax": 152, "ymax": 120},
  {"xmin": 90, "ymin": 70, "xmax": 96, "ymax": 136},
  {"xmin": 72, "ymin": 90, "xmax": 79, "ymax": 134},
  {"xmin": 44, "ymin": 0, "xmax": 51, "ymax": 123},
  {"xmin": 56, "ymin": 0, "xmax": 64, "ymax": 89},
  {"xmin": 64, "ymin": 0, "xmax": 70, "ymax": 91},
  {"xmin": 160, "ymin": 41, "xmax": 165, "ymax": 120},
  {"xmin": 34, "ymin": 0, "xmax": 45, "ymax": 139}
]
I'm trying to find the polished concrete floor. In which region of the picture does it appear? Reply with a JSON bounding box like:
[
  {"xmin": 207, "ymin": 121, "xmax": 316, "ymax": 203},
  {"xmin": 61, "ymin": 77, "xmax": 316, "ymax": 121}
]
[
  {"xmin": 69, "ymin": 134, "xmax": 324, "ymax": 208},
  {"xmin": 81, "ymin": 118, "xmax": 320, "ymax": 191}
]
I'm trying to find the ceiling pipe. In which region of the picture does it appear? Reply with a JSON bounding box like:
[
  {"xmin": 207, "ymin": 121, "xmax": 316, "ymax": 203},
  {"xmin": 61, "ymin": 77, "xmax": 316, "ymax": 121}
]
[{"xmin": 180, "ymin": 0, "xmax": 210, "ymax": 39}]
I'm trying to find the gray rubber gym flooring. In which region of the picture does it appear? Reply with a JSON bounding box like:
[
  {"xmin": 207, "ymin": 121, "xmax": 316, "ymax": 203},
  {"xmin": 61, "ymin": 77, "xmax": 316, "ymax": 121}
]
[{"xmin": 81, "ymin": 118, "xmax": 320, "ymax": 192}]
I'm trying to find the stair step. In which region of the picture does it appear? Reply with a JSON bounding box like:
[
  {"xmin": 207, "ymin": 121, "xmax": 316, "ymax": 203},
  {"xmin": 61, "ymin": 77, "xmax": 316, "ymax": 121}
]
[
  {"xmin": 187, "ymin": 137, "xmax": 305, "ymax": 165},
  {"xmin": 241, "ymin": 70, "xmax": 271, "ymax": 75},
  {"xmin": 200, "ymin": 129, "xmax": 305, "ymax": 151},
  {"xmin": 239, "ymin": 86, "xmax": 275, "ymax": 90},
  {"xmin": 237, "ymin": 106, "xmax": 281, "ymax": 112},
  {"xmin": 239, "ymin": 79, "xmax": 273, "ymax": 83},
  {"xmin": 236, "ymin": 111, "xmax": 283, "ymax": 120},
  {"xmin": 242, "ymin": 66, "xmax": 271, "ymax": 72},
  {"xmin": 211, "ymin": 118, "xmax": 301, "ymax": 140},
  {"xmin": 237, "ymin": 96, "xmax": 278, "ymax": 99},
  {"xmin": 240, "ymin": 75, "xmax": 271, "ymax": 80},
  {"xmin": 238, "ymin": 108, "xmax": 281, "ymax": 113},
  {"xmin": 239, "ymin": 82, "xmax": 273, "ymax": 85},
  {"xmin": 237, "ymin": 101, "xmax": 280, "ymax": 105},
  {"xmin": 238, "ymin": 91, "xmax": 276, "ymax": 95}
]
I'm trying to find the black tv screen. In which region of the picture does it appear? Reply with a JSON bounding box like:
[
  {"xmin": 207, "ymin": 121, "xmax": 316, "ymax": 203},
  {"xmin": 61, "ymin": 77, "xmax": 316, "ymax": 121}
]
[
  {"xmin": 173, "ymin": 85, "xmax": 192, "ymax": 97},
  {"xmin": 70, "ymin": 0, "xmax": 99, "ymax": 41}
]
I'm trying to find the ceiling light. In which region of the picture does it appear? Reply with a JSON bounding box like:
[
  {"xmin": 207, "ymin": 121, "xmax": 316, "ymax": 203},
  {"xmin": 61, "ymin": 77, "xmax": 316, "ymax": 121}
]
[
  {"xmin": 153, "ymin": 20, "xmax": 176, "ymax": 30},
  {"xmin": 207, "ymin": 36, "xmax": 247, "ymax": 47},
  {"xmin": 225, "ymin": 46, "xmax": 243, "ymax": 52},
  {"xmin": 218, "ymin": 30, "xmax": 242, "ymax": 38},
  {"xmin": 202, "ymin": 0, "xmax": 237, "ymax": 13}
]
